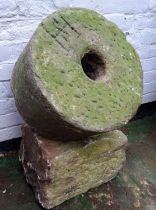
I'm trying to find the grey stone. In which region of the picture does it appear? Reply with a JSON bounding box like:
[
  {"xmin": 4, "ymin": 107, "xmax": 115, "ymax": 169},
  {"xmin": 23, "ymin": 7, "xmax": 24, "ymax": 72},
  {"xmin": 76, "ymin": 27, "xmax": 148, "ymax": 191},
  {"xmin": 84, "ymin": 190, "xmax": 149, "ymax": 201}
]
[
  {"xmin": 11, "ymin": 8, "xmax": 142, "ymax": 141},
  {"xmin": 20, "ymin": 125, "xmax": 127, "ymax": 209}
]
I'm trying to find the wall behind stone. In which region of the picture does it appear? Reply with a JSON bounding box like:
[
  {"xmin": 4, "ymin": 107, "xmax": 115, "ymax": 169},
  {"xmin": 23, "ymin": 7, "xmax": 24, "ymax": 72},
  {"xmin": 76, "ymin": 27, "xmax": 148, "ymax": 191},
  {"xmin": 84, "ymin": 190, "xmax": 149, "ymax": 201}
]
[{"xmin": 0, "ymin": 0, "xmax": 156, "ymax": 141}]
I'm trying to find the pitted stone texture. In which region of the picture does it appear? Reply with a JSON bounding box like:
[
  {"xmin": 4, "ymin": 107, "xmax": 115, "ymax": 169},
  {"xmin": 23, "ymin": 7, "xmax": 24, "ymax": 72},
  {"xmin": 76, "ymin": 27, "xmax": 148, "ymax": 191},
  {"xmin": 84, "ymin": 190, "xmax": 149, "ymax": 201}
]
[
  {"xmin": 19, "ymin": 125, "xmax": 127, "ymax": 209},
  {"xmin": 11, "ymin": 8, "xmax": 142, "ymax": 140},
  {"xmin": 1, "ymin": 1, "xmax": 156, "ymax": 142}
]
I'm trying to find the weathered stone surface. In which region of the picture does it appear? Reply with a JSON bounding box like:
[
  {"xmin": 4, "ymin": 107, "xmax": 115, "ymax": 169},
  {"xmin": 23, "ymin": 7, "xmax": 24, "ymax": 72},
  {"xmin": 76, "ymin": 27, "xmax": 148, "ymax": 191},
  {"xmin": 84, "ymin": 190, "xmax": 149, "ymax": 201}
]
[
  {"xmin": 19, "ymin": 125, "xmax": 127, "ymax": 209},
  {"xmin": 11, "ymin": 8, "xmax": 142, "ymax": 141}
]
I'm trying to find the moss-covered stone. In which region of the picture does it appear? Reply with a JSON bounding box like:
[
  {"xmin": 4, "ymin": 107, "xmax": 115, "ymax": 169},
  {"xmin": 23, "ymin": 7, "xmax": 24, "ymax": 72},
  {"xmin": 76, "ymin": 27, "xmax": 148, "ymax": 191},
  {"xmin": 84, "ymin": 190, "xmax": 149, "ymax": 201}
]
[
  {"xmin": 20, "ymin": 125, "xmax": 127, "ymax": 209},
  {"xmin": 11, "ymin": 8, "xmax": 143, "ymax": 140}
]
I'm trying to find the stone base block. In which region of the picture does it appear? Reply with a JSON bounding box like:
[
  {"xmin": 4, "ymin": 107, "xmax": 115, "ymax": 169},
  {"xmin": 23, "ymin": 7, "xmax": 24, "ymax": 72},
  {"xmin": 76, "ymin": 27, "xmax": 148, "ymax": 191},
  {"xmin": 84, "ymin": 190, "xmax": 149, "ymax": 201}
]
[{"xmin": 19, "ymin": 125, "xmax": 127, "ymax": 209}]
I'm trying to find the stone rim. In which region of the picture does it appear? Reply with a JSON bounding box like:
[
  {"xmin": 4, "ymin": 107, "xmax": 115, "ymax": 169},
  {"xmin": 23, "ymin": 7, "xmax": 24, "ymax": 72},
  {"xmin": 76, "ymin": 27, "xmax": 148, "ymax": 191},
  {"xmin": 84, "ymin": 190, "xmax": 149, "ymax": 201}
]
[{"xmin": 31, "ymin": 8, "xmax": 143, "ymax": 132}]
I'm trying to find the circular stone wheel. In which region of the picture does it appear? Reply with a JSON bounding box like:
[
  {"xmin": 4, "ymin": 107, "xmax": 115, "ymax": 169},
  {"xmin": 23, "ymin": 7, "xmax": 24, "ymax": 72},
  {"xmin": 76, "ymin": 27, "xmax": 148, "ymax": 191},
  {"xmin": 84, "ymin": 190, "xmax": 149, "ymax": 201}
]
[{"xmin": 11, "ymin": 8, "xmax": 143, "ymax": 141}]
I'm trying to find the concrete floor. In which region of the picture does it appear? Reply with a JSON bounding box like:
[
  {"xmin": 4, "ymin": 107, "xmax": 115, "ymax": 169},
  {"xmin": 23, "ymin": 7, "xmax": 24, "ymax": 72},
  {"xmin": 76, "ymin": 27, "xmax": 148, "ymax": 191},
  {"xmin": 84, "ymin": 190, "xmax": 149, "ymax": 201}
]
[{"xmin": 0, "ymin": 114, "xmax": 156, "ymax": 210}]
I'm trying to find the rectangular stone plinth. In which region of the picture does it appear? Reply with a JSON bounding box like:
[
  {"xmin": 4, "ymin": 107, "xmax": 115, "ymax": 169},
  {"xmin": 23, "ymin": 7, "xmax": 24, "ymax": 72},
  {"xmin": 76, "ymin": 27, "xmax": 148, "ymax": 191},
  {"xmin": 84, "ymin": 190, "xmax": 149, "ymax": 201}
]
[{"xmin": 19, "ymin": 125, "xmax": 127, "ymax": 209}]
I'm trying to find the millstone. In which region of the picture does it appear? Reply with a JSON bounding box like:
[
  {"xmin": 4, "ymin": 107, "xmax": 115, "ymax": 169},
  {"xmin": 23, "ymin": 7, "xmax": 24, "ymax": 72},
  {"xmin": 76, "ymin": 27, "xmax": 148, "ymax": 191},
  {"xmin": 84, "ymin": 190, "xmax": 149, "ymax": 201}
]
[
  {"xmin": 20, "ymin": 125, "xmax": 127, "ymax": 209},
  {"xmin": 11, "ymin": 8, "xmax": 142, "ymax": 140}
]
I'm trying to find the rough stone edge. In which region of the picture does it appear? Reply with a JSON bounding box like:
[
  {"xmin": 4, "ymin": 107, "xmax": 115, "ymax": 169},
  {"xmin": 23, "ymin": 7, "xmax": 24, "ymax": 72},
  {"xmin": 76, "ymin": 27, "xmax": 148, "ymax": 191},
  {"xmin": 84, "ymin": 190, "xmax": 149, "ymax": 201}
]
[{"xmin": 19, "ymin": 125, "xmax": 128, "ymax": 209}]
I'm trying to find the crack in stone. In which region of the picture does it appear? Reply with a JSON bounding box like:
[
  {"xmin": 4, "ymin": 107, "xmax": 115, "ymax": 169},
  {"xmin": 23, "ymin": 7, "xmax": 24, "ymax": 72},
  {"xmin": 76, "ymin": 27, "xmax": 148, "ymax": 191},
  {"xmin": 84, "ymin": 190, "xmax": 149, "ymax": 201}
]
[
  {"xmin": 41, "ymin": 14, "xmax": 81, "ymax": 52},
  {"xmin": 62, "ymin": 35, "xmax": 68, "ymax": 42},
  {"xmin": 41, "ymin": 23, "xmax": 69, "ymax": 51},
  {"xmin": 51, "ymin": 17, "xmax": 70, "ymax": 42},
  {"xmin": 52, "ymin": 18, "xmax": 66, "ymax": 33},
  {"xmin": 41, "ymin": 22, "xmax": 55, "ymax": 39},
  {"xmin": 53, "ymin": 17, "xmax": 59, "ymax": 24},
  {"xmin": 60, "ymin": 15, "xmax": 81, "ymax": 37},
  {"xmin": 52, "ymin": 22, "xmax": 69, "ymax": 38}
]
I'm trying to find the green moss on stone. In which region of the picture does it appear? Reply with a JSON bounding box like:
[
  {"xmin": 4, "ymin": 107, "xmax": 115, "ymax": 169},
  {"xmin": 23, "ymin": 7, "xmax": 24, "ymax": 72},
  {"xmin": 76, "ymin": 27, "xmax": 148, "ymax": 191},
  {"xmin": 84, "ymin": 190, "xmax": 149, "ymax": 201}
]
[{"xmin": 32, "ymin": 8, "xmax": 142, "ymax": 131}]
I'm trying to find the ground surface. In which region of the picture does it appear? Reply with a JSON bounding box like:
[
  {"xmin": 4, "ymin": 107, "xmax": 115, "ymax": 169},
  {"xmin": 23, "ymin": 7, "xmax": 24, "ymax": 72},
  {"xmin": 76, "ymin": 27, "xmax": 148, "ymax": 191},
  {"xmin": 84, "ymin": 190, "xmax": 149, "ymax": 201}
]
[{"xmin": 0, "ymin": 114, "xmax": 156, "ymax": 210}]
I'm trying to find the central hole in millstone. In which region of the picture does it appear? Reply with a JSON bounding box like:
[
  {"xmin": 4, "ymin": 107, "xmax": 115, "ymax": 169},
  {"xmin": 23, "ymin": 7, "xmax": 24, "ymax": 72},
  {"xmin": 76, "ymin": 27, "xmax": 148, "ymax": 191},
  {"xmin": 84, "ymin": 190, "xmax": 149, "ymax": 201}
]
[{"xmin": 81, "ymin": 50, "xmax": 106, "ymax": 81}]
